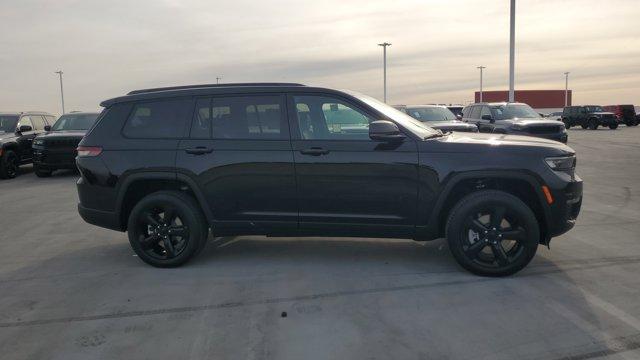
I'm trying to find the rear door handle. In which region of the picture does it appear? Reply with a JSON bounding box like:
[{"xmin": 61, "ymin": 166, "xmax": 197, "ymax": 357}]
[
  {"xmin": 300, "ymin": 147, "xmax": 330, "ymax": 156},
  {"xmin": 185, "ymin": 146, "xmax": 213, "ymax": 155}
]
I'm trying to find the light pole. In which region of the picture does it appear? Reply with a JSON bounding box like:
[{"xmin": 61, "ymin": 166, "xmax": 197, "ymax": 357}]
[
  {"xmin": 477, "ymin": 66, "xmax": 486, "ymax": 102},
  {"xmin": 378, "ymin": 42, "xmax": 391, "ymax": 103},
  {"xmin": 508, "ymin": 0, "xmax": 516, "ymax": 102},
  {"xmin": 564, "ymin": 72, "xmax": 570, "ymax": 106},
  {"xmin": 55, "ymin": 70, "xmax": 65, "ymax": 114},
  {"xmin": 216, "ymin": 76, "xmax": 222, "ymax": 84}
]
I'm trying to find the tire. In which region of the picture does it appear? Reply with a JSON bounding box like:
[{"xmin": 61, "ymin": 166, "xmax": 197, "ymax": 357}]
[
  {"xmin": 580, "ymin": 123, "xmax": 588, "ymax": 129},
  {"xmin": 609, "ymin": 123, "xmax": 618, "ymax": 130},
  {"xmin": 588, "ymin": 118, "xmax": 598, "ymax": 130},
  {"xmin": 127, "ymin": 191, "xmax": 208, "ymax": 267},
  {"xmin": 562, "ymin": 119, "xmax": 571, "ymax": 129},
  {"xmin": 34, "ymin": 164, "xmax": 53, "ymax": 177},
  {"xmin": 0, "ymin": 149, "xmax": 19, "ymax": 179},
  {"xmin": 445, "ymin": 190, "xmax": 540, "ymax": 277}
]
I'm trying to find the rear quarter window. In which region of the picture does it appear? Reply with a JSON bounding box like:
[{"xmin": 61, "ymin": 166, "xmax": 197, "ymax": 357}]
[{"xmin": 123, "ymin": 98, "xmax": 192, "ymax": 138}]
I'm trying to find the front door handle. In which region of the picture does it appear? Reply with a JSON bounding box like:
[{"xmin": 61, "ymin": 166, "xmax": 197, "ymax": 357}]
[
  {"xmin": 185, "ymin": 146, "xmax": 213, "ymax": 155},
  {"xmin": 300, "ymin": 147, "xmax": 330, "ymax": 156}
]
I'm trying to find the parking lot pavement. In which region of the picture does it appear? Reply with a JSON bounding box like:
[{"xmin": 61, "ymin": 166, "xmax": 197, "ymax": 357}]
[{"xmin": 1, "ymin": 127, "xmax": 639, "ymax": 360}]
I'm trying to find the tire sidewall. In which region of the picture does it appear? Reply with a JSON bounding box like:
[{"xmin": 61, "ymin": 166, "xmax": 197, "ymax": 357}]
[
  {"xmin": 127, "ymin": 191, "xmax": 206, "ymax": 267},
  {"xmin": 446, "ymin": 190, "xmax": 540, "ymax": 277}
]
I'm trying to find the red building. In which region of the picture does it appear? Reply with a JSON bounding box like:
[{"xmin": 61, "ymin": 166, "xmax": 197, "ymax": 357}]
[{"xmin": 474, "ymin": 90, "xmax": 571, "ymax": 108}]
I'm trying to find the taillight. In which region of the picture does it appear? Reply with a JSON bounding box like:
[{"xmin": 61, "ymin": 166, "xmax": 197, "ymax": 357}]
[{"xmin": 76, "ymin": 146, "xmax": 102, "ymax": 157}]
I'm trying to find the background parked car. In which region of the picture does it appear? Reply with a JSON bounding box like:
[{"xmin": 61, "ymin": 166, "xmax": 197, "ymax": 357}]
[
  {"xmin": 394, "ymin": 105, "xmax": 478, "ymax": 132},
  {"xmin": 602, "ymin": 104, "xmax": 638, "ymax": 126},
  {"xmin": 546, "ymin": 111, "xmax": 563, "ymax": 121},
  {"xmin": 462, "ymin": 102, "xmax": 568, "ymax": 143},
  {"xmin": 447, "ymin": 105, "xmax": 464, "ymax": 119},
  {"xmin": 0, "ymin": 111, "xmax": 56, "ymax": 179},
  {"xmin": 562, "ymin": 105, "xmax": 618, "ymax": 130},
  {"xmin": 32, "ymin": 111, "xmax": 101, "ymax": 177}
]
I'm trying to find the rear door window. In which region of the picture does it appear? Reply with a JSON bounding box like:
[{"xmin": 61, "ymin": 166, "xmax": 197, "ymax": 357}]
[
  {"xmin": 469, "ymin": 106, "xmax": 481, "ymax": 119},
  {"xmin": 189, "ymin": 95, "xmax": 286, "ymax": 140},
  {"xmin": 29, "ymin": 115, "xmax": 46, "ymax": 130},
  {"xmin": 123, "ymin": 98, "xmax": 192, "ymax": 138}
]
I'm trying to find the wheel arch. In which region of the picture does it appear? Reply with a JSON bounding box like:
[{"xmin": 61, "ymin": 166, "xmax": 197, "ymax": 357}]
[
  {"xmin": 115, "ymin": 172, "xmax": 213, "ymax": 231},
  {"xmin": 425, "ymin": 171, "xmax": 552, "ymax": 244}
]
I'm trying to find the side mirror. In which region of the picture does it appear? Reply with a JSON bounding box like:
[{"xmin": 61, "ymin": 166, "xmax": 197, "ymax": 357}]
[
  {"xmin": 481, "ymin": 114, "xmax": 493, "ymax": 122},
  {"xmin": 44, "ymin": 125, "xmax": 51, "ymax": 131},
  {"xmin": 456, "ymin": 114, "xmax": 462, "ymax": 120},
  {"xmin": 18, "ymin": 125, "xmax": 33, "ymax": 133},
  {"xmin": 369, "ymin": 120, "xmax": 405, "ymax": 142}
]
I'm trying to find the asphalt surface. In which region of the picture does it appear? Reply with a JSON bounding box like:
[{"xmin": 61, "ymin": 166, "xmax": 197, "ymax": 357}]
[{"xmin": 1, "ymin": 126, "xmax": 640, "ymax": 360}]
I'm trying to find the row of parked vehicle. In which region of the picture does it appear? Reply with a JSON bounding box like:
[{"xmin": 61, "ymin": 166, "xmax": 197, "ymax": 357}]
[
  {"xmin": 393, "ymin": 102, "xmax": 639, "ymax": 143},
  {"xmin": 0, "ymin": 111, "xmax": 99, "ymax": 179}
]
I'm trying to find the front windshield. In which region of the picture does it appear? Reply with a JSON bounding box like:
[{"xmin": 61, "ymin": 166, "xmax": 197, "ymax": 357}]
[
  {"xmin": 346, "ymin": 91, "xmax": 440, "ymax": 138},
  {"xmin": 51, "ymin": 113, "xmax": 99, "ymax": 131},
  {"xmin": 490, "ymin": 104, "xmax": 541, "ymax": 120},
  {"xmin": 585, "ymin": 106, "xmax": 604, "ymax": 112},
  {"xmin": 0, "ymin": 115, "xmax": 19, "ymax": 133},
  {"xmin": 405, "ymin": 107, "xmax": 457, "ymax": 121}
]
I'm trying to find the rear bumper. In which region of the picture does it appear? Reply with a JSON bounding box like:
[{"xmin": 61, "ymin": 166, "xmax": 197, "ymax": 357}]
[{"xmin": 78, "ymin": 203, "xmax": 123, "ymax": 232}]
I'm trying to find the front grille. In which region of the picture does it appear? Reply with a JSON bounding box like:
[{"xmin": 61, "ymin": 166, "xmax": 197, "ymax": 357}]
[
  {"xmin": 44, "ymin": 138, "xmax": 81, "ymax": 149},
  {"xmin": 528, "ymin": 125, "xmax": 561, "ymax": 134}
]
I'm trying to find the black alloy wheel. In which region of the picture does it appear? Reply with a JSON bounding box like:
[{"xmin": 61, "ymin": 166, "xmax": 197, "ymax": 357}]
[
  {"xmin": 446, "ymin": 190, "xmax": 539, "ymax": 276},
  {"xmin": 127, "ymin": 191, "xmax": 207, "ymax": 267}
]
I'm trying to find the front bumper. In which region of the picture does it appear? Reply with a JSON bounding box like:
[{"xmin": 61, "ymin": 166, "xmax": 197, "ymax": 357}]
[
  {"xmin": 546, "ymin": 176, "xmax": 583, "ymax": 240},
  {"xmin": 33, "ymin": 148, "xmax": 77, "ymax": 169}
]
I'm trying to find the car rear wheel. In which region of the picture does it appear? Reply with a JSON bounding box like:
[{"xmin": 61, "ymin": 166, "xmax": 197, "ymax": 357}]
[
  {"xmin": 609, "ymin": 123, "xmax": 618, "ymax": 130},
  {"xmin": 446, "ymin": 190, "xmax": 539, "ymax": 277},
  {"xmin": 0, "ymin": 150, "xmax": 19, "ymax": 179},
  {"xmin": 127, "ymin": 191, "xmax": 208, "ymax": 267},
  {"xmin": 588, "ymin": 118, "xmax": 598, "ymax": 130}
]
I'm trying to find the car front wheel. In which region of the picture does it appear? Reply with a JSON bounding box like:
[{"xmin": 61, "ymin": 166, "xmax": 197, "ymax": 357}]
[
  {"xmin": 0, "ymin": 149, "xmax": 19, "ymax": 179},
  {"xmin": 446, "ymin": 190, "xmax": 540, "ymax": 277},
  {"xmin": 127, "ymin": 191, "xmax": 208, "ymax": 267}
]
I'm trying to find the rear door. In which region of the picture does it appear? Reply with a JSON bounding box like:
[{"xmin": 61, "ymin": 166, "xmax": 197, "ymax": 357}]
[
  {"xmin": 288, "ymin": 92, "xmax": 419, "ymax": 238},
  {"xmin": 176, "ymin": 93, "xmax": 297, "ymax": 234}
]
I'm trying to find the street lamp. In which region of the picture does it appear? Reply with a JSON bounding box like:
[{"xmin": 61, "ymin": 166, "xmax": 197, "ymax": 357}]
[
  {"xmin": 564, "ymin": 72, "xmax": 570, "ymax": 106},
  {"xmin": 477, "ymin": 66, "xmax": 486, "ymax": 102},
  {"xmin": 508, "ymin": 0, "xmax": 516, "ymax": 102},
  {"xmin": 378, "ymin": 42, "xmax": 392, "ymax": 103},
  {"xmin": 55, "ymin": 70, "xmax": 65, "ymax": 114}
]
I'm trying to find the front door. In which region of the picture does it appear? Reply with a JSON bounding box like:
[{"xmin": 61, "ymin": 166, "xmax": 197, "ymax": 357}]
[
  {"xmin": 177, "ymin": 93, "xmax": 297, "ymax": 234},
  {"xmin": 288, "ymin": 93, "xmax": 419, "ymax": 238},
  {"xmin": 16, "ymin": 116, "xmax": 36, "ymax": 162}
]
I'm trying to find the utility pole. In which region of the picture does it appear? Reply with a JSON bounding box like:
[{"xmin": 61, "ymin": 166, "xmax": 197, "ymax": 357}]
[
  {"xmin": 378, "ymin": 42, "xmax": 392, "ymax": 103},
  {"xmin": 508, "ymin": 0, "xmax": 516, "ymax": 102},
  {"xmin": 477, "ymin": 66, "xmax": 486, "ymax": 102},
  {"xmin": 55, "ymin": 70, "xmax": 65, "ymax": 114},
  {"xmin": 564, "ymin": 72, "xmax": 570, "ymax": 106}
]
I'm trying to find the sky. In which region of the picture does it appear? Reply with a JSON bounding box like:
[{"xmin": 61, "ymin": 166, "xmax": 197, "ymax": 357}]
[{"xmin": 1, "ymin": 0, "xmax": 639, "ymax": 115}]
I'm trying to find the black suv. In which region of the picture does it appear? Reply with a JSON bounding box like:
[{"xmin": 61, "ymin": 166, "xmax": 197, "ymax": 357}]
[
  {"xmin": 76, "ymin": 83, "xmax": 582, "ymax": 276},
  {"xmin": 0, "ymin": 111, "xmax": 56, "ymax": 179},
  {"xmin": 462, "ymin": 102, "xmax": 568, "ymax": 143},
  {"xmin": 561, "ymin": 105, "xmax": 618, "ymax": 130},
  {"xmin": 394, "ymin": 105, "xmax": 478, "ymax": 132},
  {"xmin": 32, "ymin": 112, "xmax": 100, "ymax": 177}
]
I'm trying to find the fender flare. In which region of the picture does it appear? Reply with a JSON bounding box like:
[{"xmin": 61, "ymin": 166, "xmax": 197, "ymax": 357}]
[{"xmin": 425, "ymin": 170, "xmax": 551, "ymax": 237}]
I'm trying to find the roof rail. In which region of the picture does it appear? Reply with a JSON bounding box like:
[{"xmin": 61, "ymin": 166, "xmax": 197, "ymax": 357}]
[{"xmin": 127, "ymin": 83, "xmax": 305, "ymax": 95}]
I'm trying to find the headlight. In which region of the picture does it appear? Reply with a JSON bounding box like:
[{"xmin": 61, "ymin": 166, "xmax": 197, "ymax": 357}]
[{"xmin": 545, "ymin": 155, "xmax": 576, "ymax": 171}]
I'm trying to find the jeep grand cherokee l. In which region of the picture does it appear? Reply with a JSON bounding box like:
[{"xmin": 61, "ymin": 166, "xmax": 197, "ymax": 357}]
[
  {"xmin": 462, "ymin": 102, "xmax": 568, "ymax": 143},
  {"xmin": 32, "ymin": 111, "xmax": 100, "ymax": 177},
  {"xmin": 76, "ymin": 83, "xmax": 582, "ymax": 276},
  {"xmin": 0, "ymin": 111, "xmax": 56, "ymax": 179}
]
